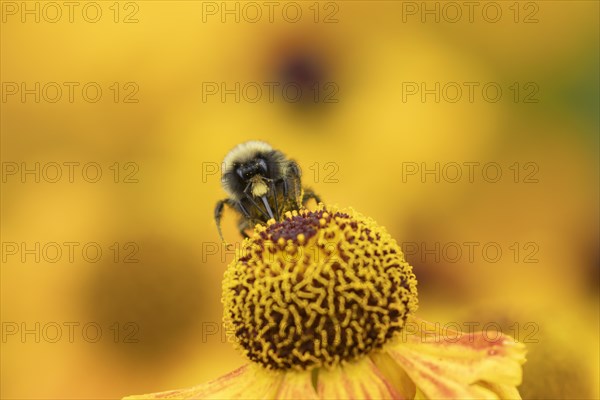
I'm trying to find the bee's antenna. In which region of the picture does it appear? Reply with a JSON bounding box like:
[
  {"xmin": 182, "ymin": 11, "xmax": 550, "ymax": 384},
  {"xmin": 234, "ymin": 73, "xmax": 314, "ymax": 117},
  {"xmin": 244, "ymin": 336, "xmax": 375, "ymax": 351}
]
[{"xmin": 269, "ymin": 179, "xmax": 279, "ymax": 220}]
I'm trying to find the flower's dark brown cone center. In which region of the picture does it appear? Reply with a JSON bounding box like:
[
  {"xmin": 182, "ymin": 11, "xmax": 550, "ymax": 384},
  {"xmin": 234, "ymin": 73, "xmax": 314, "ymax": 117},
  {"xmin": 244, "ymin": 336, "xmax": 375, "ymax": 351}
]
[{"xmin": 222, "ymin": 207, "xmax": 418, "ymax": 370}]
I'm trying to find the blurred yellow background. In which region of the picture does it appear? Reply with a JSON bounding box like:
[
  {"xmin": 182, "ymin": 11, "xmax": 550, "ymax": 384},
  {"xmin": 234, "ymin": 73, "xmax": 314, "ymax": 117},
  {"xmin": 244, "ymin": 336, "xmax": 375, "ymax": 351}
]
[{"xmin": 1, "ymin": 1, "xmax": 598, "ymax": 399}]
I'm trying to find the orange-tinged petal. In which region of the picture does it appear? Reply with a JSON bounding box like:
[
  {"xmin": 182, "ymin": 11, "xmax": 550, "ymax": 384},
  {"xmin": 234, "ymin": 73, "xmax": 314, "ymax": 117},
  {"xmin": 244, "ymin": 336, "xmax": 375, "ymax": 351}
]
[
  {"xmin": 386, "ymin": 317, "xmax": 526, "ymax": 400},
  {"xmin": 317, "ymin": 356, "xmax": 403, "ymax": 399},
  {"xmin": 122, "ymin": 364, "xmax": 283, "ymax": 400},
  {"xmin": 275, "ymin": 369, "xmax": 319, "ymax": 399}
]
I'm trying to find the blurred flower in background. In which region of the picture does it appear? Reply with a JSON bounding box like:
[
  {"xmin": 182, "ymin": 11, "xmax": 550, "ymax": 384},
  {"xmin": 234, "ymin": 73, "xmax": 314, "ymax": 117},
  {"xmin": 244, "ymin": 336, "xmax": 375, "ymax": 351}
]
[{"xmin": 1, "ymin": 1, "xmax": 598, "ymax": 399}]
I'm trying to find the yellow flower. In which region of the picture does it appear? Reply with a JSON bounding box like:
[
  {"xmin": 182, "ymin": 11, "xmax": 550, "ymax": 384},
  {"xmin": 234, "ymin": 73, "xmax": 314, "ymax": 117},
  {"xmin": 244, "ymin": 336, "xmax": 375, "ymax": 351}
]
[{"xmin": 124, "ymin": 206, "xmax": 526, "ymax": 399}]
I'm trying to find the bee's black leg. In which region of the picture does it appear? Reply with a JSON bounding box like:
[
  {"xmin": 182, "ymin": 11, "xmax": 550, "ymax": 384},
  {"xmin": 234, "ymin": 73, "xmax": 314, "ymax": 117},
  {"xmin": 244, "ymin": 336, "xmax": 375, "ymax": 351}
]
[
  {"xmin": 287, "ymin": 161, "xmax": 301, "ymax": 188},
  {"xmin": 276, "ymin": 176, "xmax": 295, "ymax": 210},
  {"xmin": 238, "ymin": 201, "xmax": 251, "ymax": 218},
  {"xmin": 302, "ymin": 188, "xmax": 322, "ymax": 206},
  {"xmin": 216, "ymin": 198, "xmax": 253, "ymax": 241},
  {"xmin": 285, "ymin": 161, "xmax": 303, "ymax": 208},
  {"xmin": 214, "ymin": 199, "xmax": 233, "ymax": 241},
  {"xmin": 281, "ymin": 178, "xmax": 289, "ymax": 197},
  {"xmin": 237, "ymin": 219, "xmax": 252, "ymax": 239},
  {"xmin": 287, "ymin": 161, "xmax": 301, "ymax": 177}
]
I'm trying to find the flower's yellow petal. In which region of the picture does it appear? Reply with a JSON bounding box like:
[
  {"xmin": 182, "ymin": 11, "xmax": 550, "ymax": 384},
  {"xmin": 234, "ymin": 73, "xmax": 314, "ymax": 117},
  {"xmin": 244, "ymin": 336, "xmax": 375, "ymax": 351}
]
[
  {"xmin": 275, "ymin": 369, "xmax": 319, "ymax": 399},
  {"xmin": 414, "ymin": 387, "xmax": 428, "ymax": 399},
  {"xmin": 370, "ymin": 351, "xmax": 416, "ymax": 399},
  {"xmin": 317, "ymin": 356, "xmax": 403, "ymax": 399},
  {"xmin": 385, "ymin": 317, "xmax": 526, "ymax": 400},
  {"xmin": 122, "ymin": 364, "xmax": 283, "ymax": 400},
  {"xmin": 479, "ymin": 381, "xmax": 522, "ymax": 400}
]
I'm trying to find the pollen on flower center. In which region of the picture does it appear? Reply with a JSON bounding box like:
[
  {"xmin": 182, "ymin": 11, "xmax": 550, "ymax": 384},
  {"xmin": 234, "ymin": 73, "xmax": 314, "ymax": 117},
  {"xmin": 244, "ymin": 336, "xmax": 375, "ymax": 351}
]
[{"xmin": 222, "ymin": 206, "xmax": 418, "ymax": 371}]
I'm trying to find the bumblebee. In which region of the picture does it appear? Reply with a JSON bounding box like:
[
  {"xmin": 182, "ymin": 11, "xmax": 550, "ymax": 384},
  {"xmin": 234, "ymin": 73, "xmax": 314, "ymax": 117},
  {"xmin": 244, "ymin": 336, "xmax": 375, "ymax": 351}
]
[{"xmin": 215, "ymin": 140, "xmax": 321, "ymax": 240}]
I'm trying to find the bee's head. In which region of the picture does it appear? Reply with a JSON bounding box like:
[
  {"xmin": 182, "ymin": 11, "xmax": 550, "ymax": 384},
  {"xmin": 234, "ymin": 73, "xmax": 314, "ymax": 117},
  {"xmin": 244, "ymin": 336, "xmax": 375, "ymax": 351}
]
[
  {"xmin": 236, "ymin": 157, "xmax": 268, "ymax": 181},
  {"xmin": 221, "ymin": 141, "xmax": 285, "ymax": 201}
]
